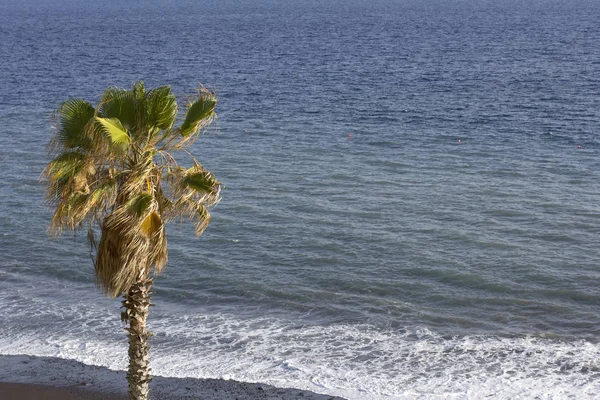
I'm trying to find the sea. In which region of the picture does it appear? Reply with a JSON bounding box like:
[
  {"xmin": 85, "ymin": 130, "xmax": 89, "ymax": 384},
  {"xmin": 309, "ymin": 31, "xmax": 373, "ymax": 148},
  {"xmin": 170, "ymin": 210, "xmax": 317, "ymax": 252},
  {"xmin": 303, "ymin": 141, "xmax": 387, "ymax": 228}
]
[{"xmin": 0, "ymin": 0, "xmax": 599, "ymax": 398}]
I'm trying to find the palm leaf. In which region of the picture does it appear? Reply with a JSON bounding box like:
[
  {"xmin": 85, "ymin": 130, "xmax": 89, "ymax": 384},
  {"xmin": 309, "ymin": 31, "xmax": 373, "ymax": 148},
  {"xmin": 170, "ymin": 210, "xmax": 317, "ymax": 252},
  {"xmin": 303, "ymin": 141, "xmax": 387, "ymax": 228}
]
[
  {"xmin": 194, "ymin": 204, "xmax": 211, "ymax": 235},
  {"xmin": 120, "ymin": 154, "xmax": 156, "ymax": 196},
  {"xmin": 100, "ymin": 87, "xmax": 137, "ymax": 131},
  {"xmin": 140, "ymin": 211, "xmax": 162, "ymax": 238},
  {"xmin": 55, "ymin": 99, "xmax": 95, "ymax": 150},
  {"xmin": 180, "ymin": 93, "xmax": 217, "ymax": 137},
  {"xmin": 155, "ymin": 184, "xmax": 173, "ymax": 216},
  {"xmin": 181, "ymin": 169, "xmax": 220, "ymax": 194},
  {"xmin": 45, "ymin": 151, "xmax": 96, "ymax": 209},
  {"xmin": 96, "ymin": 207, "xmax": 149, "ymax": 297},
  {"xmin": 176, "ymin": 198, "xmax": 213, "ymax": 236},
  {"xmin": 96, "ymin": 117, "xmax": 131, "ymax": 148},
  {"xmin": 46, "ymin": 151, "xmax": 88, "ymax": 181},
  {"xmin": 85, "ymin": 179, "xmax": 117, "ymax": 213},
  {"xmin": 127, "ymin": 193, "xmax": 154, "ymax": 217},
  {"xmin": 132, "ymin": 81, "xmax": 146, "ymax": 99},
  {"xmin": 146, "ymin": 86, "xmax": 177, "ymax": 131},
  {"xmin": 51, "ymin": 187, "xmax": 100, "ymax": 231}
]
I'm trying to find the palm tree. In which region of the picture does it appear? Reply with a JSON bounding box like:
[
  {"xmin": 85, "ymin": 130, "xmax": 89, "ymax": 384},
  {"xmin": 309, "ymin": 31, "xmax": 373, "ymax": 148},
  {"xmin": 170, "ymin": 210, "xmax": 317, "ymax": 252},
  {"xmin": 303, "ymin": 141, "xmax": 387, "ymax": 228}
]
[{"xmin": 44, "ymin": 82, "xmax": 221, "ymax": 400}]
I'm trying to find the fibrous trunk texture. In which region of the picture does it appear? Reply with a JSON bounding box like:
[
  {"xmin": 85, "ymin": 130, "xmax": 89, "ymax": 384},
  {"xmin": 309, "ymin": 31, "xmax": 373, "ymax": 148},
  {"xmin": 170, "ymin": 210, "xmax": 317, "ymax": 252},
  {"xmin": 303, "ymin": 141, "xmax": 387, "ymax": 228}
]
[{"xmin": 122, "ymin": 276, "xmax": 153, "ymax": 400}]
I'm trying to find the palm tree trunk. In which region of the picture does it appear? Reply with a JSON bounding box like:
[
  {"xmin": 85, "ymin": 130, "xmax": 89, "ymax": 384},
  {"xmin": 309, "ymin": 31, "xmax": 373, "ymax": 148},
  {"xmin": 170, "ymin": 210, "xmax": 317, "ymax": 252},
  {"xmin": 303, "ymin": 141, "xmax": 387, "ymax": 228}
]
[{"xmin": 122, "ymin": 275, "xmax": 153, "ymax": 400}]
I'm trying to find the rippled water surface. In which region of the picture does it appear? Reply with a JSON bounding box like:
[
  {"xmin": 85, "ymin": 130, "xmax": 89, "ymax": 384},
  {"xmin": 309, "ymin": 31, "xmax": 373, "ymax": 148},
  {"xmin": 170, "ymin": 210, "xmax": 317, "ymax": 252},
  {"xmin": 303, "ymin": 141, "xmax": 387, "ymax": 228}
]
[{"xmin": 1, "ymin": 0, "xmax": 600, "ymax": 398}]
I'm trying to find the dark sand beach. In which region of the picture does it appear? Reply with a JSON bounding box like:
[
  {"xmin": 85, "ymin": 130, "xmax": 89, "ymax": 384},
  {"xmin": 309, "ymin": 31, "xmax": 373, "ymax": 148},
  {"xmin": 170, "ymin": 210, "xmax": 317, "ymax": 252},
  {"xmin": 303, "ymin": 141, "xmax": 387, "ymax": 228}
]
[
  {"xmin": 0, "ymin": 355, "xmax": 343, "ymax": 400},
  {"xmin": 0, "ymin": 383, "xmax": 127, "ymax": 400}
]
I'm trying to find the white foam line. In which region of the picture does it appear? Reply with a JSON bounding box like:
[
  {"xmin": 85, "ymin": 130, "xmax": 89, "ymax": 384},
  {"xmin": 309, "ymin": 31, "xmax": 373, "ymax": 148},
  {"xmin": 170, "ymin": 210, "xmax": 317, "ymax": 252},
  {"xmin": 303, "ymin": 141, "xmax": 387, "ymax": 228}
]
[
  {"xmin": 1, "ymin": 285, "xmax": 598, "ymax": 399},
  {"xmin": 1, "ymin": 313, "xmax": 599, "ymax": 399}
]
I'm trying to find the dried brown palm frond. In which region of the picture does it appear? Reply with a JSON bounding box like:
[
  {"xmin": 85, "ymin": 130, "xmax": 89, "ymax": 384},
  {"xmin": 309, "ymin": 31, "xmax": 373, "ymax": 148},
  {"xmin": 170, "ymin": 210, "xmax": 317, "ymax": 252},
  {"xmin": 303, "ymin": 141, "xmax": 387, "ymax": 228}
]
[
  {"xmin": 95, "ymin": 189, "xmax": 168, "ymax": 297},
  {"xmin": 166, "ymin": 163, "xmax": 221, "ymax": 236}
]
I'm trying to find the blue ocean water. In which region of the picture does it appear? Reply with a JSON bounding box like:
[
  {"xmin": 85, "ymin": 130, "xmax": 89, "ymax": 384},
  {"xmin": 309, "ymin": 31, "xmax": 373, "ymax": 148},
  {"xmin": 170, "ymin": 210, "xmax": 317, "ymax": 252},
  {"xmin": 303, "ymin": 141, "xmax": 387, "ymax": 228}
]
[{"xmin": 1, "ymin": 0, "xmax": 600, "ymax": 398}]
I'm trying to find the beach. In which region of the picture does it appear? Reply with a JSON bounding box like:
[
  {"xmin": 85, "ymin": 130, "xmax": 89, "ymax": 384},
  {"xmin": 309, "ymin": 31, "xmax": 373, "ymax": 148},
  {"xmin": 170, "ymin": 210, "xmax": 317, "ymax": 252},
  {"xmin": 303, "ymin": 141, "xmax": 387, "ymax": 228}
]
[
  {"xmin": 0, "ymin": 355, "xmax": 343, "ymax": 400},
  {"xmin": 0, "ymin": 383, "xmax": 127, "ymax": 400},
  {"xmin": 0, "ymin": 382, "xmax": 339, "ymax": 400}
]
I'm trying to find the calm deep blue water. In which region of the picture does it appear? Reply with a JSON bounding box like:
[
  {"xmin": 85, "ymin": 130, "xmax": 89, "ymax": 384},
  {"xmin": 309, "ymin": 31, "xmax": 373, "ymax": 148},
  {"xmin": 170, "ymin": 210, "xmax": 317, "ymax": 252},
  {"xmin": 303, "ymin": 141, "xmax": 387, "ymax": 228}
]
[{"xmin": 1, "ymin": 0, "xmax": 600, "ymax": 398}]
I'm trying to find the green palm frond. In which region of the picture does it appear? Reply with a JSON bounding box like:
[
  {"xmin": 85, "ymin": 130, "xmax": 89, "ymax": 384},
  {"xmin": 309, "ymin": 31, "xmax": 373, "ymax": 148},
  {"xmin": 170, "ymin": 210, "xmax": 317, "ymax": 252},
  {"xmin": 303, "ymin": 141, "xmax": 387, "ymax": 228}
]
[
  {"xmin": 180, "ymin": 92, "xmax": 217, "ymax": 137},
  {"xmin": 96, "ymin": 117, "xmax": 131, "ymax": 149},
  {"xmin": 169, "ymin": 165, "xmax": 221, "ymax": 206},
  {"xmin": 53, "ymin": 99, "xmax": 95, "ymax": 151},
  {"xmin": 181, "ymin": 169, "xmax": 220, "ymax": 196},
  {"xmin": 167, "ymin": 165, "xmax": 220, "ymax": 236},
  {"xmin": 100, "ymin": 87, "xmax": 137, "ymax": 131},
  {"xmin": 127, "ymin": 193, "xmax": 155, "ymax": 218},
  {"xmin": 146, "ymin": 86, "xmax": 177, "ymax": 132},
  {"xmin": 46, "ymin": 151, "xmax": 88, "ymax": 181},
  {"xmin": 132, "ymin": 81, "xmax": 146, "ymax": 99},
  {"xmin": 45, "ymin": 151, "xmax": 96, "ymax": 208}
]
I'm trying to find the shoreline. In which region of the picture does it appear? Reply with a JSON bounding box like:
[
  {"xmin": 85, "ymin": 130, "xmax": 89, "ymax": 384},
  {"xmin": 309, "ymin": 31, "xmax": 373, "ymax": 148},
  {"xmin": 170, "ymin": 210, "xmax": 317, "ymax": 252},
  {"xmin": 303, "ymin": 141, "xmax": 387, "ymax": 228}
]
[
  {"xmin": 0, "ymin": 383, "xmax": 127, "ymax": 400},
  {"xmin": 0, "ymin": 354, "xmax": 345, "ymax": 400}
]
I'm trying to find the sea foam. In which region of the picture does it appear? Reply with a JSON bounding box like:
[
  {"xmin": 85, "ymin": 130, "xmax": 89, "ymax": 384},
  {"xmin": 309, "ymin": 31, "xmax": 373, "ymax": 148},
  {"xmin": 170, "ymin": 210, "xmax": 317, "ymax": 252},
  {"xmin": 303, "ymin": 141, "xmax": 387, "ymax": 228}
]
[{"xmin": 1, "ymin": 299, "xmax": 598, "ymax": 399}]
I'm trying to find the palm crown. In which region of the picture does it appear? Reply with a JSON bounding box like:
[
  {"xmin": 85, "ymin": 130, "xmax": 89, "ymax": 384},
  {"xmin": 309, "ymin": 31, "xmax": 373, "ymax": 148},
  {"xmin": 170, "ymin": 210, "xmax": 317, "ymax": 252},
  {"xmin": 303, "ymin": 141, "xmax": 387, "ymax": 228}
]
[
  {"xmin": 44, "ymin": 81, "xmax": 221, "ymax": 400},
  {"xmin": 45, "ymin": 82, "xmax": 221, "ymax": 297}
]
